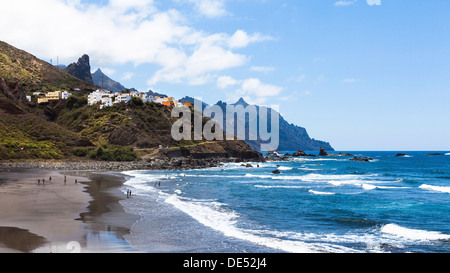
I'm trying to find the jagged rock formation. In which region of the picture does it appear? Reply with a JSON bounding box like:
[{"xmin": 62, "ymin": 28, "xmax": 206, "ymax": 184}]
[{"xmin": 65, "ymin": 54, "xmax": 94, "ymax": 85}]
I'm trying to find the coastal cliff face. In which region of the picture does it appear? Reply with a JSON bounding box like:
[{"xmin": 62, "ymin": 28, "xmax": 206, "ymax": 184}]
[{"xmin": 213, "ymin": 98, "xmax": 334, "ymax": 152}]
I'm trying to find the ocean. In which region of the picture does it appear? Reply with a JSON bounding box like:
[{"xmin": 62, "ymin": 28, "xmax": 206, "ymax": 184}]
[{"xmin": 120, "ymin": 151, "xmax": 450, "ymax": 253}]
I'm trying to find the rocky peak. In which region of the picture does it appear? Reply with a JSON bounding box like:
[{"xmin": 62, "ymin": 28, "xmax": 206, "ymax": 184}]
[
  {"xmin": 234, "ymin": 97, "xmax": 249, "ymax": 107},
  {"xmin": 65, "ymin": 54, "xmax": 94, "ymax": 85}
]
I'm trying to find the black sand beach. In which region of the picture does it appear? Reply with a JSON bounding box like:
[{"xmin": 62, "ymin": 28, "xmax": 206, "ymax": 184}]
[{"xmin": 0, "ymin": 167, "xmax": 139, "ymax": 253}]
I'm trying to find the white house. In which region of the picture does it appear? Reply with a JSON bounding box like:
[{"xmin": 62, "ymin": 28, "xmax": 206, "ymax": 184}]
[
  {"xmin": 114, "ymin": 94, "xmax": 131, "ymax": 104},
  {"xmin": 88, "ymin": 89, "xmax": 112, "ymax": 106},
  {"xmin": 154, "ymin": 97, "xmax": 165, "ymax": 104},
  {"xmin": 61, "ymin": 91, "xmax": 72, "ymax": 100}
]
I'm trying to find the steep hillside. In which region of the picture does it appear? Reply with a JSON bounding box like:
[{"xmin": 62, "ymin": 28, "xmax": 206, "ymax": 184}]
[
  {"xmin": 0, "ymin": 78, "xmax": 93, "ymax": 160},
  {"xmin": 0, "ymin": 41, "xmax": 95, "ymax": 92}
]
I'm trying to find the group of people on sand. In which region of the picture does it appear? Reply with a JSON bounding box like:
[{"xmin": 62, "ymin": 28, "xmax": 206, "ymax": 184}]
[{"xmin": 37, "ymin": 175, "xmax": 77, "ymax": 185}]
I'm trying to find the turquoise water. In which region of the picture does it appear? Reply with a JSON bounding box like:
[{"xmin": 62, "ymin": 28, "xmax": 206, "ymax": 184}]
[{"xmin": 122, "ymin": 151, "xmax": 450, "ymax": 253}]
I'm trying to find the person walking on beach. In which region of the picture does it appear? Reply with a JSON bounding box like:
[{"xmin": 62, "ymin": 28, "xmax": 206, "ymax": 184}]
[
  {"xmin": 38, "ymin": 179, "xmax": 40, "ymax": 184},
  {"xmin": 126, "ymin": 189, "xmax": 130, "ymax": 198},
  {"xmin": 75, "ymin": 179, "xmax": 78, "ymax": 184},
  {"xmin": 64, "ymin": 175, "xmax": 67, "ymax": 185}
]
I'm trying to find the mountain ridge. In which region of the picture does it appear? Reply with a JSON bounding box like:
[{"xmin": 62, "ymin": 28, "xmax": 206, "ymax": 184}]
[{"xmin": 212, "ymin": 98, "xmax": 334, "ymax": 152}]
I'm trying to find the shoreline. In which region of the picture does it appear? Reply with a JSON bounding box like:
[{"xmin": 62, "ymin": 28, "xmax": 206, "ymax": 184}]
[{"xmin": 0, "ymin": 167, "xmax": 139, "ymax": 253}]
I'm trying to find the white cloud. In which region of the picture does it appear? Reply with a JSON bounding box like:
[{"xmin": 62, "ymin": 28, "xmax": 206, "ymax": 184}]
[
  {"xmin": 100, "ymin": 68, "xmax": 116, "ymax": 76},
  {"xmin": 334, "ymin": 0, "xmax": 357, "ymax": 6},
  {"xmin": 233, "ymin": 78, "xmax": 283, "ymax": 105},
  {"xmin": 219, "ymin": 76, "xmax": 283, "ymax": 104},
  {"xmin": 250, "ymin": 66, "xmax": 275, "ymax": 73},
  {"xmin": 217, "ymin": 75, "xmax": 240, "ymax": 89},
  {"xmin": 185, "ymin": 0, "xmax": 228, "ymax": 18},
  {"xmin": 0, "ymin": 0, "xmax": 270, "ymax": 87},
  {"xmin": 228, "ymin": 30, "xmax": 273, "ymax": 48},
  {"xmin": 122, "ymin": 72, "xmax": 135, "ymax": 81}
]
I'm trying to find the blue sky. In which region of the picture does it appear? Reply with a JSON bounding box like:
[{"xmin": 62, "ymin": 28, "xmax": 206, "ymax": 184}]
[{"xmin": 0, "ymin": 0, "xmax": 449, "ymax": 150}]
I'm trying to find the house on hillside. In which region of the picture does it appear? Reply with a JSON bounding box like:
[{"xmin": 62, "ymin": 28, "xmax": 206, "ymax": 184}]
[
  {"xmin": 114, "ymin": 94, "xmax": 131, "ymax": 104},
  {"xmin": 37, "ymin": 91, "xmax": 72, "ymax": 104},
  {"xmin": 88, "ymin": 89, "xmax": 113, "ymax": 107}
]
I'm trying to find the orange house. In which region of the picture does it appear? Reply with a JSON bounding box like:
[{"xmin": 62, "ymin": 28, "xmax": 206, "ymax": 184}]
[{"xmin": 162, "ymin": 101, "xmax": 173, "ymax": 107}]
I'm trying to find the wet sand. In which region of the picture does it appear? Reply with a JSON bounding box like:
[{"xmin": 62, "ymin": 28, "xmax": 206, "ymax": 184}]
[{"xmin": 0, "ymin": 167, "xmax": 139, "ymax": 253}]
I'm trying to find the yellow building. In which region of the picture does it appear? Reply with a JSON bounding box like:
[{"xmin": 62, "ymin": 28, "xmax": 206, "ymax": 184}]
[
  {"xmin": 37, "ymin": 97, "xmax": 49, "ymax": 104},
  {"xmin": 46, "ymin": 91, "xmax": 62, "ymax": 101},
  {"xmin": 37, "ymin": 91, "xmax": 62, "ymax": 104}
]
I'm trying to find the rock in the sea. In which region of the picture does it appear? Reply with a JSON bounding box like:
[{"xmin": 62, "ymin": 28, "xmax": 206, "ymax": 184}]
[
  {"xmin": 246, "ymin": 163, "xmax": 253, "ymax": 168},
  {"xmin": 272, "ymin": 170, "xmax": 281, "ymax": 174},
  {"xmin": 293, "ymin": 150, "xmax": 307, "ymax": 157},
  {"xmin": 319, "ymin": 147, "xmax": 328, "ymax": 156},
  {"xmin": 427, "ymin": 153, "xmax": 443, "ymax": 156},
  {"xmin": 350, "ymin": 157, "xmax": 373, "ymax": 162},
  {"xmin": 396, "ymin": 153, "xmax": 408, "ymax": 157}
]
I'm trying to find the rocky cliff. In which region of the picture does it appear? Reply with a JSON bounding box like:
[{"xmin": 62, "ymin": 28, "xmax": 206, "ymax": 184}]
[
  {"xmin": 212, "ymin": 98, "xmax": 334, "ymax": 152},
  {"xmin": 64, "ymin": 54, "xmax": 94, "ymax": 85}
]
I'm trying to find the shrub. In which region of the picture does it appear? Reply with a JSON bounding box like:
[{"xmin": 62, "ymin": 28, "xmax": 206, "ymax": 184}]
[
  {"xmin": 66, "ymin": 95, "xmax": 88, "ymax": 110},
  {"xmin": 88, "ymin": 145, "xmax": 138, "ymax": 161}
]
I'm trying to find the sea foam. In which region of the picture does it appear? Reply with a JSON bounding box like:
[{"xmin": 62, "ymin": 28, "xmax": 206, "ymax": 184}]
[
  {"xmin": 309, "ymin": 190, "xmax": 335, "ymax": 195},
  {"xmin": 381, "ymin": 224, "xmax": 450, "ymax": 241},
  {"xmin": 419, "ymin": 184, "xmax": 450, "ymax": 194},
  {"xmin": 163, "ymin": 191, "xmax": 321, "ymax": 253}
]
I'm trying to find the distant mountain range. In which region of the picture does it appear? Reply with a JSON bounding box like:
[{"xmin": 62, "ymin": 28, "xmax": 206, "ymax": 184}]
[
  {"xmin": 182, "ymin": 96, "xmax": 334, "ymax": 152},
  {"xmin": 92, "ymin": 68, "xmax": 127, "ymax": 93}
]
